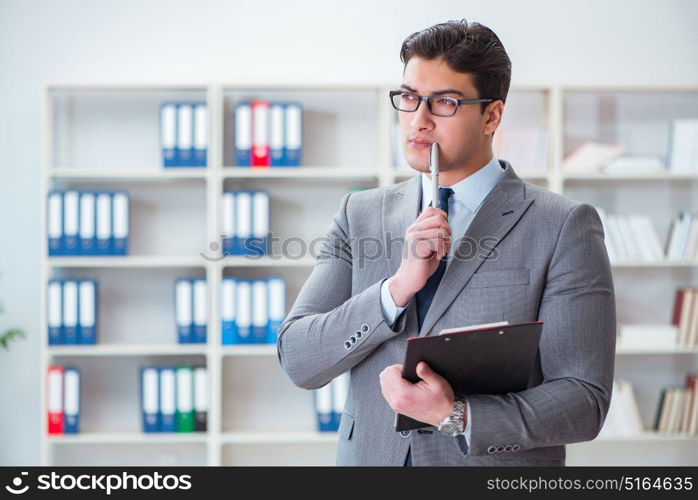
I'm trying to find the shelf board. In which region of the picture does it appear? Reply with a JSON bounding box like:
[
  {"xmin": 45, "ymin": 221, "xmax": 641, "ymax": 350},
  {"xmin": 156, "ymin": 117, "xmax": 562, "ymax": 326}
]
[
  {"xmin": 221, "ymin": 345, "xmax": 276, "ymax": 356},
  {"xmin": 47, "ymin": 432, "xmax": 208, "ymax": 444},
  {"xmin": 48, "ymin": 344, "xmax": 208, "ymax": 357},
  {"xmin": 43, "ymin": 431, "xmax": 698, "ymax": 445},
  {"xmin": 563, "ymin": 171, "xmax": 698, "ymax": 181},
  {"xmin": 228, "ymin": 345, "xmax": 698, "ymax": 357},
  {"xmin": 221, "ymin": 255, "xmax": 316, "ymax": 267},
  {"xmin": 48, "ymin": 344, "xmax": 698, "ymax": 357},
  {"xmin": 220, "ymin": 431, "xmax": 338, "ymax": 444},
  {"xmin": 393, "ymin": 169, "xmax": 550, "ymax": 181},
  {"xmin": 221, "ymin": 166, "xmax": 380, "ymax": 180},
  {"xmin": 610, "ymin": 260, "xmax": 698, "ymax": 268},
  {"xmin": 222, "ymin": 82, "xmax": 387, "ymax": 91},
  {"xmin": 47, "ymin": 255, "xmax": 205, "ymax": 268},
  {"xmin": 48, "ymin": 84, "xmax": 209, "ymax": 92},
  {"xmin": 590, "ymin": 432, "xmax": 698, "ymax": 443},
  {"xmin": 560, "ymin": 84, "xmax": 698, "ymax": 93},
  {"xmin": 50, "ymin": 168, "xmax": 208, "ymax": 181},
  {"xmin": 47, "ymin": 257, "xmax": 696, "ymax": 269},
  {"xmin": 615, "ymin": 345, "xmax": 698, "ymax": 355}
]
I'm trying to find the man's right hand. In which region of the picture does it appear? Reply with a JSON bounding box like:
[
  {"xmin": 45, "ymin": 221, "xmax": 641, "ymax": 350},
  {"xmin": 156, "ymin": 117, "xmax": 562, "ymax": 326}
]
[{"xmin": 388, "ymin": 206, "xmax": 452, "ymax": 307}]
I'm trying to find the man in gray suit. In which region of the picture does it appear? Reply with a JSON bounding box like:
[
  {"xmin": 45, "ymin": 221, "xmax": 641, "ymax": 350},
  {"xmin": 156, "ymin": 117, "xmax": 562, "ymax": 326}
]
[{"xmin": 277, "ymin": 19, "xmax": 615, "ymax": 466}]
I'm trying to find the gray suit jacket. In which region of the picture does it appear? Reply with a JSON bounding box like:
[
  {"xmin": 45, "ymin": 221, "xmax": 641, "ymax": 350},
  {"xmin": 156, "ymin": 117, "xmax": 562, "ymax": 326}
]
[{"xmin": 277, "ymin": 160, "xmax": 616, "ymax": 466}]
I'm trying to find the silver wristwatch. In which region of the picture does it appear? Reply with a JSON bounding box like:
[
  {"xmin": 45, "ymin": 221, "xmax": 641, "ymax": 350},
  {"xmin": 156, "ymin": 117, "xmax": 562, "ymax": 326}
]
[{"xmin": 437, "ymin": 398, "xmax": 465, "ymax": 437}]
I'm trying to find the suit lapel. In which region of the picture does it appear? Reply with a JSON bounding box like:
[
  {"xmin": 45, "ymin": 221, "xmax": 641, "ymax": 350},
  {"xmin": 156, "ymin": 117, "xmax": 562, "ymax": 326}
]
[{"xmin": 417, "ymin": 162, "xmax": 535, "ymax": 337}]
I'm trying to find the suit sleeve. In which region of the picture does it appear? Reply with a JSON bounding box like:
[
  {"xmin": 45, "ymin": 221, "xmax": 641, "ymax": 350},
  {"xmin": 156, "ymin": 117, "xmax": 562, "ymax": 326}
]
[
  {"xmin": 455, "ymin": 202, "xmax": 616, "ymax": 456},
  {"xmin": 277, "ymin": 192, "xmax": 410, "ymax": 390}
]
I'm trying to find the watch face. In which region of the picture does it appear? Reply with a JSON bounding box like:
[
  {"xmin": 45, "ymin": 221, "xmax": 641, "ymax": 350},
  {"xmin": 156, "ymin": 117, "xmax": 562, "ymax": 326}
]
[
  {"xmin": 442, "ymin": 422, "xmax": 456, "ymax": 432},
  {"xmin": 440, "ymin": 423, "xmax": 459, "ymax": 436},
  {"xmin": 439, "ymin": 419, "xmax": 461, "ymax": 436}
]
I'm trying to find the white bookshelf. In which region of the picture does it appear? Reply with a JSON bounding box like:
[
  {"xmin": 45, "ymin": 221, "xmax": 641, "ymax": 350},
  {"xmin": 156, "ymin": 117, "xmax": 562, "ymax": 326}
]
[{"xmin": 40, "ymin": 84, "xmax": 698, "ymax": 467}]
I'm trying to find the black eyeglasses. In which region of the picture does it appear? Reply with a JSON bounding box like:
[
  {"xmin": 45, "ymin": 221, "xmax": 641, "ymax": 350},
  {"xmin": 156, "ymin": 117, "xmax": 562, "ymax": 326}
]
[{"xmin": 389, "ymin": 90, "xmax": 494, "ymax": 117}]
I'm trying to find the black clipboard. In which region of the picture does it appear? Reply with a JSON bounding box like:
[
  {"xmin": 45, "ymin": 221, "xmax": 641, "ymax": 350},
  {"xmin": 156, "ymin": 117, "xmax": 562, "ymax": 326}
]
[{"xmin": 394, "ymin": 321, "xmax": 544, "ymax": 432}]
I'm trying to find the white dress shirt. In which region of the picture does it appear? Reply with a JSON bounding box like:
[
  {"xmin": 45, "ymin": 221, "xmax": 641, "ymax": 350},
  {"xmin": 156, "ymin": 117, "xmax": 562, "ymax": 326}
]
[{"xmin": 379, "ymin": 155, "xmax": 505, "ymax": 447}]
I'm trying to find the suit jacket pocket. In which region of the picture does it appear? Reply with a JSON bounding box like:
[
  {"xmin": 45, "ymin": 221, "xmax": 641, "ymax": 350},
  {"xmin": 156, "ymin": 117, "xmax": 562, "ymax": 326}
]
[
  {"xmin": 339, "ymin": 411, "xmax": 355, "ymax": 440},
  {"xmin": 469, "ymin": 268, "xmax": 530, "ymax": 288}
]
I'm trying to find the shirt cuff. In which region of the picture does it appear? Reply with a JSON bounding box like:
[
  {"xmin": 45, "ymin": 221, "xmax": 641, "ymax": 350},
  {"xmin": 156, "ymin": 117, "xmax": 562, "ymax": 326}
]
[
  {"xmin": 461, "ymin": 399, "xmax": 472, "ymax": 446},
  {"xmin": 380, "ymin": 277, "xmax": 408, "ymax": 326}
]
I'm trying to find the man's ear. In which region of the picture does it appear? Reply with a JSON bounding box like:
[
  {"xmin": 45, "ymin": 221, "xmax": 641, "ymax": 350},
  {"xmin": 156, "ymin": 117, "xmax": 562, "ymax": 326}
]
[{"xmin": 483, "ymin": 100, "xmax": 504, "ymax": 136}]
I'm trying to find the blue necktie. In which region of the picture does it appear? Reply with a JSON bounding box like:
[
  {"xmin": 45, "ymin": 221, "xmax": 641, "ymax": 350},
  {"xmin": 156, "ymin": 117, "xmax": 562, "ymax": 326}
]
[
  {"xmin": 416, "ymin": 187, "xmax": 454, "ymax": 330},
  {"xmin": 405, "ymin": 187, "xmax": 453, "ymax": 468}
]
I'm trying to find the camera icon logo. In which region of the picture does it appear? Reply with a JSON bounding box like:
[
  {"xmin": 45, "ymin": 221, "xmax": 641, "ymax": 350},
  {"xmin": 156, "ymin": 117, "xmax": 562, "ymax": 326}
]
[{"xmin": 5, "ymin": 472, "xmax": 29, "ymax": 494}]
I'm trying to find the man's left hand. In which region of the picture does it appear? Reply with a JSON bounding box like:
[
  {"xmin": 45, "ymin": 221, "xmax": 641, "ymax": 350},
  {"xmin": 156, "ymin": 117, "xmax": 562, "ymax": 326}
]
[{"xmin": 379, "ymin": 361, "xmax": 460, "ymax": 427}]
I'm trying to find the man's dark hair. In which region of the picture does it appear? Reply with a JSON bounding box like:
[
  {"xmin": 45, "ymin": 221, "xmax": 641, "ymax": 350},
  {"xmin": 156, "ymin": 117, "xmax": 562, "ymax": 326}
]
[{"xmin": 400, "ymin": 19, "xmax": 511, "ymax": 114}]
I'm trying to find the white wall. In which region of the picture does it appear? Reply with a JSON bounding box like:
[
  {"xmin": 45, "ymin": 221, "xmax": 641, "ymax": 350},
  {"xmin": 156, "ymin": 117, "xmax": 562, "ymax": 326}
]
[{"xmin": 1, "ymin": 0, "xmax": 696, "ymax": 465}]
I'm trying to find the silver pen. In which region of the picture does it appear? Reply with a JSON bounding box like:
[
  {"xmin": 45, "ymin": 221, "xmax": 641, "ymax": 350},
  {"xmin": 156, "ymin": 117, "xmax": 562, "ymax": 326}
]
[{"xmin": 430, "ymin": 142, "xmax": 440, "ymax": 208}]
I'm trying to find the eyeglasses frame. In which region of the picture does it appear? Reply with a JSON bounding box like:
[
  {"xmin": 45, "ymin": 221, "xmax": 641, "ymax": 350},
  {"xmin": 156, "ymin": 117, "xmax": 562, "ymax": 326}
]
[{"xmin": 389, "ymin": 89, "xmax": 495, "ymax": 117}]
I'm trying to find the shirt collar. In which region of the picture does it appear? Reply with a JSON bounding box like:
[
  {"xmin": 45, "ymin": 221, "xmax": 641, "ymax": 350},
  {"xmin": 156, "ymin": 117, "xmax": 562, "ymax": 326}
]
[{"xmin": 421, "ymin": 156, "xmax": 505, "ymax": 213}]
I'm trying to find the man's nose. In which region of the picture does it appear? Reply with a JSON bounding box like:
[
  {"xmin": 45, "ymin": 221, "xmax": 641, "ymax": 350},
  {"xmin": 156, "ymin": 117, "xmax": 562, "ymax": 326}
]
[{"xmin": 410, "ymin": 99, "xmax": 435, "ymax": 131}]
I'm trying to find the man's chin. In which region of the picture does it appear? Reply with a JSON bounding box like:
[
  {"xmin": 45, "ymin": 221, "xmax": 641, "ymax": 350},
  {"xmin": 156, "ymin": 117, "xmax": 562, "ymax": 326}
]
[
  {"xmin": 404, "ymin": 156, "xmax": 429, "ymax": 173},
  {"xmin": 406, "ymin": 163, "xmax": 430, "ymax": 174}
]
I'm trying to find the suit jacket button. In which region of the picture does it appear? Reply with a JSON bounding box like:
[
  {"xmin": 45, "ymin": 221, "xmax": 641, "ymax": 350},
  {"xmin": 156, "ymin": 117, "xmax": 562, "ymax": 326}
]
[
  {"xmin": 505, "ymin": 445, "xmax": 513, "ymax": 452},
  {"xmin": 497, "ymin": 445, "xmax": 505, "ymax": 453},
  {"xmin": 344, "ymin": 341, "xmax": 351, "ymax": 349},
  {"xmin": 487, "ymin": 446, "xmax": 496, "ymax": 454},
  {"xmin": 361, "ymin": 324, "xmax": 369, "ymax": 333},
  {"xmin": 400, "ymin": 430, "xmax": 411, "ymax": 438},
  {"xmin": 512, "ymin": 444, "xmax": 520, "ymax": 451}
]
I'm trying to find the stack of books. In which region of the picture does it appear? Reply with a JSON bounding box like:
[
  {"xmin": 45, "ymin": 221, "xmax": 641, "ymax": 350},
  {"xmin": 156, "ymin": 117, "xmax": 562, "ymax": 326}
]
[
  {"xmin": 233, "ymin": 101, "xmax": 303, "ymax": 167},
  {"xmin": 314, "ymin": 372, "xmax": 349, "ymax": 432},
  {"xmin": 665, "ymin": 211, "xmax": 698, "ymax": 260},
  {"xmin": 668, "ymin": 119, "xmax": 698, "ymax": 173},
  {"xmin": 221, "ymin": 277, "xmax": 285, "ymax": 345},
  {"xmin": 595, "ymin": 208, "xmax": 664, "ymax": 262},
  {"xmin": 222, "ymin": 190, "xmax": 270, "ymax": 256},
  {"xmin": 174, "ymin": 279, "xmax": 207, "ymax": 344},
  {"xmin": 140, "ymin": 366, "xmax": 208, "ymax": 433},
  {"xmin": 159, "ymin": 102, "xmax": 208, "ymax": 167},
  {"xmin": 618, "ymin": 324, "xmax": 678, "ymax": 350},
  {"xmin": 46, "ymin": 366, "xmax": 81, "ymax": 434},
  {"xmin": 47, "ymin": 279, "xmax": 97, "ymax": 345},
  {"xmin": 47, "ymin": 191, "xmax": 129, "ymax": 256},
  {"xmin": 654, "ymin": 373, "xmax": 698, "ymax": 435},
  {"xmin": 598, "ymin": 378, "xmax": 644, "ymax": 437},
  {"xmin": 671, "ymin": 288, "xmax": 698, "ymax": 347},
  {"xmin": 561, "ymin": 119, "xmax": 698, "ymax": 174}
]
